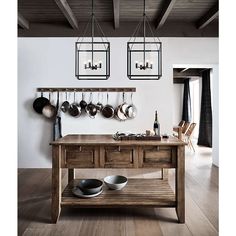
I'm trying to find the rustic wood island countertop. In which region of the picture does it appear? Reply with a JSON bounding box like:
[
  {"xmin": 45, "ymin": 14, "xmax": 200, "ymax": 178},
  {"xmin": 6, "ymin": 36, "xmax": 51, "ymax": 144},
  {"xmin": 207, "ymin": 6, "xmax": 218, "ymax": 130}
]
[{"xmin": 51, "ymin": 134, "xmax": 186, "ymax": 146}]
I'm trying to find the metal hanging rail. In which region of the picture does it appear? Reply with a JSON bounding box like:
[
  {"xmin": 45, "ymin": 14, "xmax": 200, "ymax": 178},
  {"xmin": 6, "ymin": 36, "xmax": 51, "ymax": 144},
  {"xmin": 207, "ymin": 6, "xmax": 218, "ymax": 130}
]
[{"xmin": 37, "ymin": 87, "xmax": 136, "ymax": 92}]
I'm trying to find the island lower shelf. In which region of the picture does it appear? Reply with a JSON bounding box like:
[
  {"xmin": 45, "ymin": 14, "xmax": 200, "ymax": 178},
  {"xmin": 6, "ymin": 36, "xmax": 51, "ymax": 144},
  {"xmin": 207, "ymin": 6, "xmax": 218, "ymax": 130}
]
[{"xmin": 61, "ymin": 178, "xmax": 176, "ymax": 207}]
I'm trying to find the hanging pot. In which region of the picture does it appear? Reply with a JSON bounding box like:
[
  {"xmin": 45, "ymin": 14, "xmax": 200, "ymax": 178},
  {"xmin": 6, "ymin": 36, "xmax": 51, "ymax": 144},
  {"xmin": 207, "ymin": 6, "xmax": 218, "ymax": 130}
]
[
  {"xmin": 42, "ymin": 92, "xmax": 57, "ymax": 119},
  {"xmin": 79, "ymin": 92, "xmax": 87, "ymax": 110},
  {"xmin": 115, "ymin": 92, "xmax": 127, "ymax": 121},
  {"xmin": 33, "ymin": 92, "xmax": 50, "ymax": 114},
  {"xmin": 96, "ymin": 92, "xmax": 103, "ymax": 112},
  {"xmin": 101, "ymin": 93, "xmax": 114, "ymax": 119},
  {"xmin": 85, "ymin": 92, "xmax": 97, "ymax": 118},
  {"xmin": 68, "ymin": 91, "xmax": 81, "ymax": 117},
  {"xmin": 125, "ymin": 92, "xmax": 137, "ymax": 119},
  {"xmin": 120, "ymin": 92, "xmax": 129, "ymax": 115},
  {"xmin": 61, "ymin": 91, "xmax": 70, "ymax": 113}
]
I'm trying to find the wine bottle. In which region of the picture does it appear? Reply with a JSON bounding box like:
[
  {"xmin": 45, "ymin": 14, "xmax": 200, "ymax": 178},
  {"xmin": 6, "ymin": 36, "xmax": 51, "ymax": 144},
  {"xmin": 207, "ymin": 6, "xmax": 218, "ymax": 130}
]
[{"xmin": 153, "ymin": 110, "xmax": 160, "ymax": 136}]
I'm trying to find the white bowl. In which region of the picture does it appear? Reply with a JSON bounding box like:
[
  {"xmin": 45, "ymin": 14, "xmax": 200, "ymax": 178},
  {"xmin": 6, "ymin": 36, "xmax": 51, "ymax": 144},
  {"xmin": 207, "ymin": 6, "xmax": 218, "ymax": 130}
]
[{"xmin": 104, "ymin": 175, "xmax": 128, "ymax": 190}]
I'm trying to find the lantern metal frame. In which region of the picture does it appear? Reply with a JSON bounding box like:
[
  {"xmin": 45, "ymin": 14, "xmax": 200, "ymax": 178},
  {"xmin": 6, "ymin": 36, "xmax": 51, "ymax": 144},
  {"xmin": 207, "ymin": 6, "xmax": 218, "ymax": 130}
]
[
  {"xmin": 127, "ymin": 41, "xmax": 162, "ymax": 80},
  {"xmin": 75, "ymin": 0, "xmax": 110, "ymax": 80},
  {"xmin": 75, "ymin": 41, "xmax": 110, "ymax": 80},
  {"xmin": 127, "ymin": 0, "xmax": 162, "ymax": 80}
]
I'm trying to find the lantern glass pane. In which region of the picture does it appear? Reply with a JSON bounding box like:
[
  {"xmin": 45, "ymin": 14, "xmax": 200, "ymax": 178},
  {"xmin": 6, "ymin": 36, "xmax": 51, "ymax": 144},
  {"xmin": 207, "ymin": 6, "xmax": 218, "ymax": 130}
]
[
  {"xmin": 75, "ymin": 42, "xmax": 110, "ymax": 80},
  {"xmin": 127, "ymin": 42, "xmax": 162, "ymax": 80}
]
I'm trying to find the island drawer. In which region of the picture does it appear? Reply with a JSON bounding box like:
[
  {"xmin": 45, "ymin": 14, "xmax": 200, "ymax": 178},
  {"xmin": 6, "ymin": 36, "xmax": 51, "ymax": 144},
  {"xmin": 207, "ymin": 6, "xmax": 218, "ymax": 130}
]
[
  {"xmin": 62, "ymin": 146, "xmax": 99, "ymax": 168},
  {"xmin": 139, "ymin": 146, "xmax": 177, "ymax": 168},
  {"xmin": 100, "ymin": 146, "xmax": 138, "ymax": 168}
]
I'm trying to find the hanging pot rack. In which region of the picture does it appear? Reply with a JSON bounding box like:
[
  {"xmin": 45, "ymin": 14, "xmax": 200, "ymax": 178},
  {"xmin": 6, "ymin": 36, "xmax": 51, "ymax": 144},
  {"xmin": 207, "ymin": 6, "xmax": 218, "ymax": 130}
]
[{"xmin": 37, "ymin": 87, "xmax": 136, "ymax": 93}]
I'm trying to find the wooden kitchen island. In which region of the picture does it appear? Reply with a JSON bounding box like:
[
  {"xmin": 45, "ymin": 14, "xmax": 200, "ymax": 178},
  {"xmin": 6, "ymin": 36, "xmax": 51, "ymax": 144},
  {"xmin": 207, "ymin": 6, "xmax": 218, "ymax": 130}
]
[{"xmin": 50, "ymin": 134, "xmax": 186, "ymax": 223}]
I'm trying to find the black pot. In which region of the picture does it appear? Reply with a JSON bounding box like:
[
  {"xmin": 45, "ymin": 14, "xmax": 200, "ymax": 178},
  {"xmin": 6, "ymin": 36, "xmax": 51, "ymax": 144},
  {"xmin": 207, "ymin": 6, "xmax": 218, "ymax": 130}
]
[
  {"xmin": 61, "ymin": 91, "xmax": 70, "ymax": 113},
  {"xmin": 79, "ymin": 93, "xmax": 87, "ymax": 110},
  {"xmin": 68, "ymin": 91, "xmax": 81, "ymax": 117},
  {"xmin": 86, "ymin": 102, "xmax": 97, "ymax": 118},
  {"xmin": 101, "ymin": 93, "xmax": 114, "ymax": 119},
  {"xmin": 85, "ymin": 93, "xmax": 97, "ymax": 118},
  {"xmin": 33, "ymin": 92, "xmax": 50, "ymax": 114},
  {"xmin": 102, "ymin": 105, "xmax": 114, "ymax": 118}
]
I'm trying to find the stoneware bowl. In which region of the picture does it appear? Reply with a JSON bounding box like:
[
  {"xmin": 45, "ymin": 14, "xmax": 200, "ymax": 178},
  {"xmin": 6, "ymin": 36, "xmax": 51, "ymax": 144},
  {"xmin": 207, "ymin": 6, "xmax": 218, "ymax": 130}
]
[
  {"xmin": 104, "ymin": 175, "xmax": 128, "ymax": 190},
  {"xmin": 78, "ymin": 179, "xmax": 103, "ymax": 195}
]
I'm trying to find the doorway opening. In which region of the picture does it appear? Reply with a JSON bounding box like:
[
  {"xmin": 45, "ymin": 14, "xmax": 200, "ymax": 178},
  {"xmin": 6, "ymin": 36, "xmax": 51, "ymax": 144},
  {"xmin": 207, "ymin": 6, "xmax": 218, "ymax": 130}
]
[{"xmin": 172, "ymin": 65, "xmax": 218, "ymax": 165}]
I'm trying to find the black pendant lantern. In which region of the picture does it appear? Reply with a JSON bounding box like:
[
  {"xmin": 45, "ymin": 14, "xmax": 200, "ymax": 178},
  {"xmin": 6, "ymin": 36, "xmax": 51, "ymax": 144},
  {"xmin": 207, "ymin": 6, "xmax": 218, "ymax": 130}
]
[
  {"xmin": 75, "ymin": 0, "xmax": 110, "ymax": 80},
  {"xmin": 127, "ymin": 0, "xmax": 162, "ymax": 80}
]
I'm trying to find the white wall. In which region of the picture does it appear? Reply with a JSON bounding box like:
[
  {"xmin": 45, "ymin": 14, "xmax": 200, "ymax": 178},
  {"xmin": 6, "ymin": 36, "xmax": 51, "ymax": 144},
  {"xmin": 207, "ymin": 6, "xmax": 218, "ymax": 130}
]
[
  {"xmin": 212, "ymin": 65, "xmax": 219, "ymax": 167},
  {"xmin": 18, "ymin": 37, "xmax": 218, "ymax": 167},
  {"xmin": 173, "ymin": 84, "xmax": 184, "ymax": 125}
]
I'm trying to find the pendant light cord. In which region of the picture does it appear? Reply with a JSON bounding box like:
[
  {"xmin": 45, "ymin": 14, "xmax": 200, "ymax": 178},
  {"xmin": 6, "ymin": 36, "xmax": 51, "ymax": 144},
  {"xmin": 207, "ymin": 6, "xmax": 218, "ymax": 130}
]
[
  {"xmin": 92, "ymin": 0, "xmax": 94, "ymax": 64},
  {"xmin": 143, "ymin": 0, "xmax": 146, "ymax": 64},
  {"xmin": 77, "ymin": 0, "xmax": 109, "ymax": 51},
  {"xmin": 128, "ymin": 0, "xmax": 161, "ymax": 49}
]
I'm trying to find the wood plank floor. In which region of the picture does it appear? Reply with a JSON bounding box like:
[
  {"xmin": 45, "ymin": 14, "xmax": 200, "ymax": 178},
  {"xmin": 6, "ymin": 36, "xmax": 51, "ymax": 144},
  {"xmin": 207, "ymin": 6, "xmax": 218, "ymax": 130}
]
[{"xmin": 18, "ymin": 145, "xmax": 218, "ymax": 236}]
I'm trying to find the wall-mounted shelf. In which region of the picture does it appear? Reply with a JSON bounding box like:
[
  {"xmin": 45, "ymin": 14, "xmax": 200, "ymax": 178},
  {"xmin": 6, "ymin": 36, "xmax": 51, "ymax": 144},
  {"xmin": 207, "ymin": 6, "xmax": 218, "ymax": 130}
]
[{"xmin": 37, "ymin": 87, "xmax": 136, "ymax": 92}]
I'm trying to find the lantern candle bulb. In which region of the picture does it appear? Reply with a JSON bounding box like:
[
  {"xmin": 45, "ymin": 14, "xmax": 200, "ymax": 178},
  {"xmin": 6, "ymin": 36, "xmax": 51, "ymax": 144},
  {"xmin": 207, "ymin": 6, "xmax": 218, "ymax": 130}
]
[
  {"xmin": 84, "ymin": 59, "xmax": 102, "ymax": 70},
  {"xmin": 135, "ymin": 59, "xmax": 153, "ymax": 70}
]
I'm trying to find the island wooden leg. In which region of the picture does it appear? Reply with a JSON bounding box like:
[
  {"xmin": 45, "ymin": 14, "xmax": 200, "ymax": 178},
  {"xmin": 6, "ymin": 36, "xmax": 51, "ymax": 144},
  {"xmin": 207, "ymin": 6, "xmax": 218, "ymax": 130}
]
[
  {"xmin": 175, "ymin": 145, "xmax": 185, "ymax": 223},
  {"xmin": 68, "ymin": 168, "xmax": 74, "ymax": 184},
  {"xmin": 51, "ymin": 145, "xmax": 61, "ymax": 223}
]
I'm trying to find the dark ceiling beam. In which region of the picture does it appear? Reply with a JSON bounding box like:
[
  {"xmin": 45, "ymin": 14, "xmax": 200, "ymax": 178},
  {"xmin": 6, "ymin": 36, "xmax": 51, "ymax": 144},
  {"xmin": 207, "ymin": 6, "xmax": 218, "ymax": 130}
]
[
  {"xmin": 174, "ymin": 69, "xmax": 202, "ymax": 77},
  {"xmin": 180, "ymin": 68, "xmax": 189, "ymax": 73},
  {"xmin": 18, "ymin": 21, "xmax": 218, "ymax": 37},
  {"xmin": 196, "ymin": 3, "xmax": 219, "ymax": 29},
  {"xmin": 112, "ymin": 0, "xmax": 120, "ymax": 29},
  {"xmin": 18, "ymin": 13, "xmax": 29, "ymax": 30},
  {"xmin": 156, "ymin": 0, "xmax": 177, "ymax": 29},
  {"xmin": 54, "ymin": 0, "xmax": 79, "ymax": 30}
]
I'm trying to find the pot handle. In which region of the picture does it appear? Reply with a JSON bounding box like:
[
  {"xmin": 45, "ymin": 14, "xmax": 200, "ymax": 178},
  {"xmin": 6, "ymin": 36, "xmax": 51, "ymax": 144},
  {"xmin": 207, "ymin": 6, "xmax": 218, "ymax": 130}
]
[
  {"xmin": 89, "ymin": 92, "xmax": 93, "ymax": 103},
  {"xmin": 73, "ymin": 90, "xmax": 76, "ymax": 103},
  {"xmin": 65, "ymin": 90, "xmax": 68, "ymax": 101}
]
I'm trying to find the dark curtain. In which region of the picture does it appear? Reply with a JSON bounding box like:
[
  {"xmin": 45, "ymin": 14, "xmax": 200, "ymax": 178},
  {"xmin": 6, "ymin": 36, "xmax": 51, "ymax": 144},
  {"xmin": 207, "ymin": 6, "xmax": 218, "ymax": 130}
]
[
  {"xmin": 197, "ymin": 69, "xmax": 212, "ymax": 147},
  {"xmin": 182, "ymin": 78, "xmax": 192, "ymax": 122}
]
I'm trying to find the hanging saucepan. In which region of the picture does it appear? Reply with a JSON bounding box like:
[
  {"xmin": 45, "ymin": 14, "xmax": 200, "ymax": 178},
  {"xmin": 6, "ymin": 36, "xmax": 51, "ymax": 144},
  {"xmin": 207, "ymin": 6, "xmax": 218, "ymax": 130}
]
[
  {"xmin": 79, "ymin": 92, "xmax": 87, "ymax": 111},
  {"xmin": 33, "ymin": 92, "xmax": 50, "ymax": 114},
  {"xmin": 101, "ymin": 93, "xmax": 114, "ymax": 119},
  {"xmin": 125, "ymin": 92, "xmax": 137, "ymax": 119},
  {"xmin": 85, "ymin": 92, "xmax": 97, "ymax": 118},
  {"xmin": 68, "ymin": 91, "xmax": 81, "ymax": 117},
  {"xmin": 120, "ymin": 92, "xmax": 129, "ymax": 115},
  {"xmin": 42, "ymin": 91, "xmax": 57, "ymax": 119},
  {"xmin": 61, "ymin": 91, "xmax": 70, "ymax": 113},
  {"xmin": 115, "ymin": 92, "xmax": 127, "ymax": 121},
  {"xmin": 96, "ymin": 92, "xmax": 103, "ymax": 112}
]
